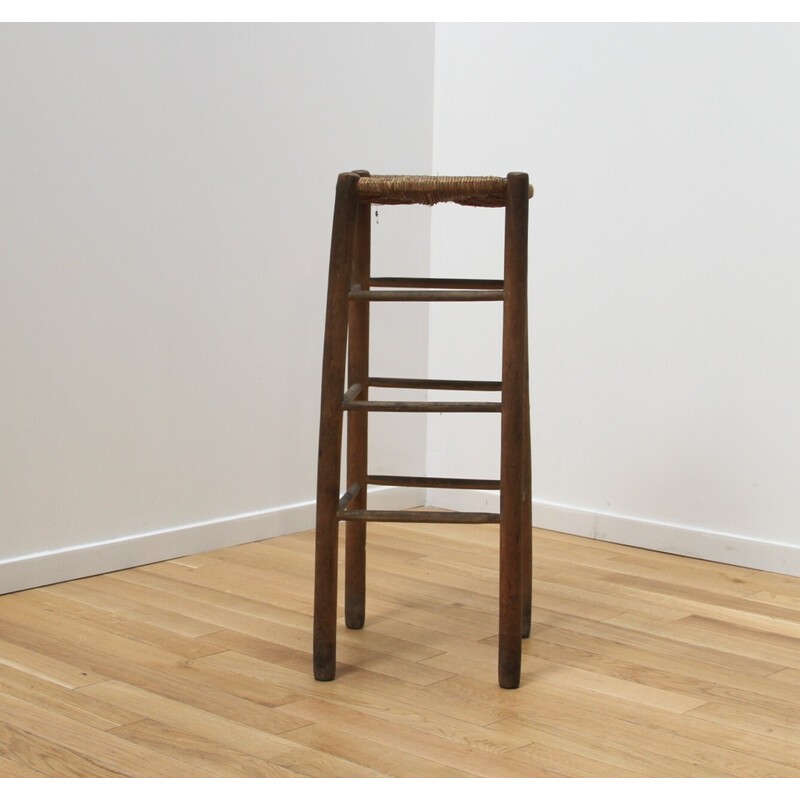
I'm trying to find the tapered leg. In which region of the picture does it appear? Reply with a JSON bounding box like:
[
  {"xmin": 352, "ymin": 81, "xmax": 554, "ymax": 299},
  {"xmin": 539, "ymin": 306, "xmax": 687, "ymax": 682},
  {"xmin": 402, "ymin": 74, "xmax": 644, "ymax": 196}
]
[
  {"xmin": 498, "ymin": 172, "xmax": 530, "ymax": 689},
  {"xmin": 314, "ymin": 172, "xmax": 361, "ymax": 681},
  {"xmin": 345, "ymin": 187, "xmax": 371, "ymax": 629},
  {"xmin": 521, "ymin": 269, "xmax": 533, "ymax": 639}
]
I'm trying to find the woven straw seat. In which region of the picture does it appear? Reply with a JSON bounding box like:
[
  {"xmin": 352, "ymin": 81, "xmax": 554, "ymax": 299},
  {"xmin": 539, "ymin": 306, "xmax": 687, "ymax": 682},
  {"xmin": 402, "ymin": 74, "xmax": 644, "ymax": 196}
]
[{"xmin": 356, "ymin": 174, "xmax": 534, "ymax": 207}]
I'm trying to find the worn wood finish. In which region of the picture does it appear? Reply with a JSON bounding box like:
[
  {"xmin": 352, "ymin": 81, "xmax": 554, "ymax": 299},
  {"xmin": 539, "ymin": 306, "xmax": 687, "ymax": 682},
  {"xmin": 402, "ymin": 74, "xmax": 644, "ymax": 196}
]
[
  {"xmin": 369, "ymin": 377, "xmax": 502, "ymax": 392},
  {"xmin": 342, "ymin": 383, "xmax": 363, "ymax": 402},
  {"xmin": 349, "ymin": 288, "xmax": 505, "ymax": 302},
  {"xmin": 345, "ymin": 180, "xmax": 371, "ymax": 631},
  {"xmin": 369, "ymin": 277, "xmax": 504, "ymax": 290},
  {"xmin": 313, "ymin": 171, "xmax": 361, "ymax": 681},
  {"xmin": 498, "ymin": 172, "xmax": 530, "ymax": 688},
  {"xmin": 343, "ymin": 400, "xmax": 502, "ymax": 413},
  {"xmin": 338, "ymin": 483, "xmax": 361, "ymax": 513},
  {"xmin": 338, "ymin": 510, "xmax": 502, "ymax": 524},
  {"xmin": 367, "ymin": 475, "xmax": 501, "ymax": 490},
  {"xmin": 521, "ymin": 268, "xmax": 533, "ymax": 639},
  {"xmin": 4, "ymin": 525, "xmax": 800, "ymax": 776},
  {"xmin": 315, "ymin": 171, "xmax": 532, "ymax": 689}
]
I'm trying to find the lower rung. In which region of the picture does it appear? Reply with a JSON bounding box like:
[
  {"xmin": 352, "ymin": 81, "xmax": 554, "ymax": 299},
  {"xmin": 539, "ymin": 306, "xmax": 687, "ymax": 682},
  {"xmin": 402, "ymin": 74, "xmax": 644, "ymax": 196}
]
[
  {"xmin": 349, "ymin": 289, "xmax": 504, "ymax": 302},
  {"xmin": 337, "ymin": 509, "xmax": 500, "ymax": 524},
  {"xmin": 369, "ymin": 377, "xmax": 502, "ymax": 392}
]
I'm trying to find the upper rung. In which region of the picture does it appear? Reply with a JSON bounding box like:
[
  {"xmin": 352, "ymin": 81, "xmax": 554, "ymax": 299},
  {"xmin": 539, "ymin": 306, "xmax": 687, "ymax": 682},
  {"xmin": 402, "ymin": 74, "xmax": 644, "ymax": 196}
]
[
  {"xmin": 349, "ymin": 288, "xmax": 504, "ymax": 302},
  {"xmin": 343, "ymin": 400, "xmax": 501, "ymax": 413}
]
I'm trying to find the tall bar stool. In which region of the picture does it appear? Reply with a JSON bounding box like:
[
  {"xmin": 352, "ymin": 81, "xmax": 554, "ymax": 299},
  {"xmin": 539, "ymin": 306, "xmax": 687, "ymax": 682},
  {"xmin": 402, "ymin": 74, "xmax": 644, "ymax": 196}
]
[{"xmin": 313, "ymin": 172, "xmax": 532, "ymax": 689}]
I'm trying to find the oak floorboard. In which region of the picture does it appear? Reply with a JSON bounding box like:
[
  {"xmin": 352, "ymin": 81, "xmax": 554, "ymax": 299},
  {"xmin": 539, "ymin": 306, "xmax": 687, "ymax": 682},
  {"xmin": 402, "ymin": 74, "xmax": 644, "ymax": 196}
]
[
  {"xmin": 491, "ymin": 685, "xmax": 800, "ymax": 776},
  {"xmin": 0, "ymin": 596, "xmax": 190, "ymax": 670},
  {"xmin": 110, "ymin": 718, "xmax": 302, "ymax": 778},
  {"xmin": 284, "ymin": 722, "xmax": 472, "ymax": 778},
  {"xmin": 1, "ymin": 522, "xmax": 800, "ymax": 776},
  {"xmin": 15, "ymin": 589, "xmax": 226, "ymax": 661},
  {"xmin": 82, "ymin": 681, "xmax": 382, "ymax": 778},
  {"xmin": 0, "ymin": 616, "xmax": 310, "ymax": 737},
  {"xmin": 542, "ymin": 567, "xmax": 800, "ymax": 633},
  {"xmin": 687, "ymin": 699, "xmax": 800, "ymax": 746},
  {"xmin": 0, "ymin": 637, "xmax": 106, "ymax": 689},
  {"xmin": 526, "ymin": 619, "xmax": 800, "ymax": 710},
  {"xmin": 603, "ymin": 571, "xmax": 800, "ymax": 626},
  {"xmin": 602, "ymin": 552, "xmax": 764, "ymax": 597},
  {"xmin": 0, "ymin": 751, "xmax": 44, "ymax": 777},
  {"xmin": 575, "ymin": 612, "xmax": 785, "ymax": 676},
  {"xmin": 612, "ymin": 613, "xmax": 800, "ymax": 671},
  {"xmin": 0, "ymin": 662, "xmax": 142, "ymax": 731},
  {"xmin": 40, "ymin": 578, "xmax": 224, "ymax": 638},
  {"xmin": 0, "ymin": 688, "xmax": 211, "ymax": 777},
  {"xmin": 770, "ymin": 667, "xmax": 800, "ymax": 686},
  {"xmin": 276, "ymin": 697, "xmax": 561, "ymax": 778},
  {"xmin": 0, "ymin": 719, "xmax": 126, "ymax": 778}
]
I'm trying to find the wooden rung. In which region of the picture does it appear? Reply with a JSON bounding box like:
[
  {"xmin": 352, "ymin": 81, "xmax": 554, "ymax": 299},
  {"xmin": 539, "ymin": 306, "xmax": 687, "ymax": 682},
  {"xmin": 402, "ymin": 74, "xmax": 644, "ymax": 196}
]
[
  {"xmin": 367, "ymin": 474, "xmax": 501, "ymax": 490},
  {"xmin": 338, "ymin": 482, "xmax": 361, "ymax": 511},
  {"xmin": 369, "ymin": 377, "xmax": 502, "ymax": 392},
  {"xmin": 349, "ymin": 288, "xmax": 504, "ymax": 302},
  {"xmin": 337, "ymin": 509, "xmax": 501, "ymax": 524},
  {"xmin": 342, "ymin": 400, "xmax": 502, "ymax": 413},
  {"xmin": 369, "ymin": 277, "xmax": 503, "ymax": 290}
]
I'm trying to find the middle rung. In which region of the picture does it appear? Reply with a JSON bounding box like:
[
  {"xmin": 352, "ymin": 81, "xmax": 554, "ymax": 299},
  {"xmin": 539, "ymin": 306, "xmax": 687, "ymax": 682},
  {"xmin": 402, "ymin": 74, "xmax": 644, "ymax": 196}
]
[
  {"xmin": 369, "ymin": 277, "xmax": 504, "ymax": 289},
  {"xmin": 349, "ymin": 287, "xmax": 504, "ymax": 302}
]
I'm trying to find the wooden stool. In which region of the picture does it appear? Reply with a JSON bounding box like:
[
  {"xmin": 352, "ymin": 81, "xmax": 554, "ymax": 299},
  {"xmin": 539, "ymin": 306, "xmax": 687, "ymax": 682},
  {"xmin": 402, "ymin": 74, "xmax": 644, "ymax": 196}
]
[{"xmin": 313, "ymin": 172, "xmax": 532, "ymax": 689}]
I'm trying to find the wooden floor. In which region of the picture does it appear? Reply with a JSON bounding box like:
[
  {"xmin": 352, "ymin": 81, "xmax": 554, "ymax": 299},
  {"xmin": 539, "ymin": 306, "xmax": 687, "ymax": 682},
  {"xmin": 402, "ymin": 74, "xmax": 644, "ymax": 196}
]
[{"xmin": 1, "ymin": 520, "xmax": 800, "ymax": 777}]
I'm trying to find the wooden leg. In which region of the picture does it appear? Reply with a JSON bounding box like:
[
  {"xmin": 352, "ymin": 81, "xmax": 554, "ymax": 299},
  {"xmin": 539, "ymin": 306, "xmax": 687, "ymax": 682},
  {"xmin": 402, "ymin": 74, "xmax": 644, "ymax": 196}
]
[
  {"xmin": 498, "ymin": 172, "xmax": 530, "ymax": 689},
  {"xmin": 313, "ymin": 172, "xmax": 361, "ymax": 681},
  {"xmin": 521, "ymin": 275, "xmax": 533, "ymax": 639},
  {"xmin": 345, "ymin": 188, "xmax": 371, "ymax": 630}
]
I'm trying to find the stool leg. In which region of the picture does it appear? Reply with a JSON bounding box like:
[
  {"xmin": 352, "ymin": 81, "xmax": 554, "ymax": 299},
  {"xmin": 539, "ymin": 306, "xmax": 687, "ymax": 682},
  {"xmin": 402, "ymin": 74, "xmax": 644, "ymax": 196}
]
[
  {"xmin": 499, "ymin": 172, "xmax": 530, "ymax": 689},
  {"xmin": 345, "ymin": 193, "xmax": 371, "ymax": 629},
  {"xmin": 521, "ymin": 306, "xmax": 533, "ymax": 639},
  {"xmin": 314, "ymin": 172, "xmax": 361, "ymax": 681}
]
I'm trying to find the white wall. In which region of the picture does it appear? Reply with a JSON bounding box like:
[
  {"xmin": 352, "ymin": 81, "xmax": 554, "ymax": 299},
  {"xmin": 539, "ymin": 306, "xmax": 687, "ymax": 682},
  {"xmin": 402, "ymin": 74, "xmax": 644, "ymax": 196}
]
[
  {"xmin": 0, "ymin": 23, "xmax": 435, "ymax": 592},
  {"xmin": 430, "ymin": 23, "xmax": 800, "ymax": 575},
  {"xmin": 7, "ymin": 23, "xmax": 800, "ymax": 592}
]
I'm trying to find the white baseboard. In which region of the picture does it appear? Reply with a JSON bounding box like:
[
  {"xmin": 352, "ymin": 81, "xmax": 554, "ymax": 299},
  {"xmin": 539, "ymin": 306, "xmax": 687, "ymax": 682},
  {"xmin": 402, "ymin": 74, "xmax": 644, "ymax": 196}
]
[
  {"xmin": 7, "ymin": 487, "xmax": 798, "ymax": 594},
  {"xmin": 429, "ymin": 488, "xmax": 800, "ymax": 578},
  {"xmin": 591, "ymin": 510, "xmax": 800, "ymax": 578},
  {"xmin": 0, "ymin": 486, "xmax": 425, "ymax": 595}
]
